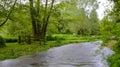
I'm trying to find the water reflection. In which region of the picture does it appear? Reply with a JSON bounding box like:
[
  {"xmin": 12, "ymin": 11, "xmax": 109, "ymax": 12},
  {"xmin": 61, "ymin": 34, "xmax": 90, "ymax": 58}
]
[{"xmin": 0, "ymin": 41, "xmax": 114, "ymax": 67}]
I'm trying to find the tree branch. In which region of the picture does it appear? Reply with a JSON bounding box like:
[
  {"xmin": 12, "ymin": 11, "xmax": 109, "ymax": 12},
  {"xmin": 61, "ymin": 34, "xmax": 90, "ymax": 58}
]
[
  {"xmin": 46, "ymin": 0, "xmax": 55, "ymax": 23},
  {"xmin": 0, "ymin": 0, "xmax": 17, "ymax": 27}
]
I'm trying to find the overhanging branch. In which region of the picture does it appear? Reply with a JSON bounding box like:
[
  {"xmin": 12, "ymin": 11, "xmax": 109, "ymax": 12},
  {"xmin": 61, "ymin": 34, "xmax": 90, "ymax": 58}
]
[{"xmin": 0, "ymin": 0, "xmax": 17, "ymax": 27}]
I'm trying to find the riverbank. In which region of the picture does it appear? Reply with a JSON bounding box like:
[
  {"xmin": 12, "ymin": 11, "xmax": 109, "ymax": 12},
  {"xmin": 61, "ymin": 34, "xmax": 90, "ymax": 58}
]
[
  {"xmin": 105, "ymin": 40, "xmax": 120, "ymax": 67},
  {"xmin": 0, "ymin": 35, "xmax": 100, "ymax": 60}
]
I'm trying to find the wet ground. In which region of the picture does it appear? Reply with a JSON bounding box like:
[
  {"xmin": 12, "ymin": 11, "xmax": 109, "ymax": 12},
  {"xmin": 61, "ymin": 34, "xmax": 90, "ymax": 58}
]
[{"xmin": 0, "ymin": 41, "xmax": 114, "ymax": 67}]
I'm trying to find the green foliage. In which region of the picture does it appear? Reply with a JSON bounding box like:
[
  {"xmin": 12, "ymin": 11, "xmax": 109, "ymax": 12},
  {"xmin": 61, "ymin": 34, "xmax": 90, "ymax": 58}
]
[
  {"xmin": 7, "ymin": 5, "xmax": 32, "ymax": 36},
  {"xmin": 111, "ymin": 38, "xmax": 120, "ymax": 53},
  {"xmin": 108, "ymin": 53, "xmax": 120, "ymax": 67},
  {"xmin": 100, "ymin": 15, "xmax": 120, "ymax": 67},
  {"xmin": 46, "ymin": 35, "xmax": 56, "ymax": 41},
  {"xmin": 5, "ymin": 38, "xmax": 17, "ymax": 43},
  {"xmin": 100, "ymin": 0, "xmax": 120, "ymax": 67},
  {"xmin": 48, "ymin": 1, "xmax": 99, "ymax": 35},
  {"xmin": 0, "ymin": 34, "xmax": 100, "ymax": 60},
  {"xmin": 0, "ymin": 36, "xmax": 6, "ymax": 48},
  {"xmin": 46, "ymin": 35, "xmax": 65, "ymax": 41},
  {"xmin": 0, "ymin": 0, "xmax": 100, "ymax": 62},
  {"xmin": 100, "ymin": 16, "xmax": 120, "ymax": 43},
  {"xmin": 0, "ymin": 0, "xmax": 100, "ymax": 37}
]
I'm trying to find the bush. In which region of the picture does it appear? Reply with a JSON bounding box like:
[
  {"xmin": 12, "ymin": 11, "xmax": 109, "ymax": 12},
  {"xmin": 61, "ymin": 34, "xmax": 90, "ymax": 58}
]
[
  {"xmin": 111, "ymin": 39, "xmax": 120, "ymax": 53},
  {"xmin": 107, "ymin": 39, "xmax": 120, "ymax": 67},
  {"xmin": 108, "ymin": 54, "xmax": 120, "ymax": 67},
  {"xmin": 5, "ymin": 38, "xmax": 17, "ymax": 43},
  {"xmin": 46, "ymin": 35, "xmax": 56, "ymax": 41},
  {"xmin": 46, "ymin": 35, "xmax": 65, "ymax": 41},
  {"xmin": 0, "ymin": 36, "xmax": 6, "ymax": 48}
]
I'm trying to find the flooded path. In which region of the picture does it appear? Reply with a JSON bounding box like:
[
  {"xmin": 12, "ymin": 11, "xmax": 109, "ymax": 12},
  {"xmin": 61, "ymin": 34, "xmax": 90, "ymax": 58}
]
[{"xmin": 0, "ymin": 41, "xmax": 114, "ymax": 67}]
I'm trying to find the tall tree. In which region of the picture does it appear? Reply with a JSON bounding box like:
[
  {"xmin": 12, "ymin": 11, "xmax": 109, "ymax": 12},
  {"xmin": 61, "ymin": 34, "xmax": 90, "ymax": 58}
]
[
  {"xmin": 29, "ymin": 0, "xmax": 55, "ymax": 42},
  {"xmin": 89, "ymin": 9, "xmax": 99, "ymax": 35}
]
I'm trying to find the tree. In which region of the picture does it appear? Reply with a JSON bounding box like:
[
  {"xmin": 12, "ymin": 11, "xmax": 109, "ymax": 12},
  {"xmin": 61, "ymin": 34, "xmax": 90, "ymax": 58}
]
[
  {"xmin": 101, "ymin": 0, "xmax": 120, "ymax": 41},
  {"xmin": 46, "ymin": 0, "xmax": 99, "ymax": 35},
  {"xmin": 0, "ymin": 1, "xmax": 33, "ymax": 36},
  {"xmin": 89, "ymin": 9, "xmax": 99, "ymax": 35},
  {"xmin": 66, "ymin": 0, "xmax": 99, "ymax": 35},
  {"xmin": 0, "ymin": 0, "xmax": 17, "ymax": 27},
  {"xmin": 102, "ymin": 1, "xmax": 120, "ymax": 67},
  {"xmin": 29, "ymin": 0, "xmax": 55, "ymax": 43}
]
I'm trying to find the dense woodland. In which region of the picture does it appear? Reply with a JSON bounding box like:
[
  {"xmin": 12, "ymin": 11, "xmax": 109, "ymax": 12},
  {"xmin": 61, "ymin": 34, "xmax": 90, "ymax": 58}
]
[{"xmin": 0, "ymin": 0, "xmax": 120, "ymax": 67}]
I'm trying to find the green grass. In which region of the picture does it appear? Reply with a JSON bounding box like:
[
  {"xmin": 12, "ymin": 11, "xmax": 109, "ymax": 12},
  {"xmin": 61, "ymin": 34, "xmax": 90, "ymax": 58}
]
[
  {"xmin": 0, "ymin": 41, "xmax": 56, "ymax": 60},
  {"xmin": 107, "ymin": 53, "xmax": 120, "ymax": 67},
  {"xmin": 107, "ymin": 41, "xmax": 120, "ymax": 67},
  {"xmin": 0, "ymin": 34, "xmax": 100, "ymax": 60}
]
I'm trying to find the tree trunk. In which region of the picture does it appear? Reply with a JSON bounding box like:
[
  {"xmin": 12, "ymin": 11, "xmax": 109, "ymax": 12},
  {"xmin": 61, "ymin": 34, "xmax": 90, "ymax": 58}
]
[
  {"xmin": 41, "ymin": 0, "xmax": 55, "ymax": 40},
  {"xmin": 29, "ymin": 0, "xmax": 38, "ymax": 37},
  {"xmin": 29, "ymin": 0, "xmax": 55, "ymax": 44}
]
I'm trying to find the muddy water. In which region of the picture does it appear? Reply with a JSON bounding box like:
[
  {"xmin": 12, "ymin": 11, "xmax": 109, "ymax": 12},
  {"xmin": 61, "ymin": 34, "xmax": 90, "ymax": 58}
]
[{"xmin": 0, "ymin": 41, "xmax": 114, "ymax": 67}]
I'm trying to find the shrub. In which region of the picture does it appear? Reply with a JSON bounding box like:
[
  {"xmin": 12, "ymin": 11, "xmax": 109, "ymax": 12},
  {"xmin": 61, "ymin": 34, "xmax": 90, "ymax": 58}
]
[
  {"xmin": 0, "ymin": 36, "xmax": 6, "ymax": 48},
  {"xmin": 5, "ymin": 38, "xmax": 17, "ymax": 43},
  {"xmin": 107, "ymin": 39, "xmax": 120, "ymax": 67},
  {"xmin": 46, "ymin": 35, "xmax": 65, "ymax": 41},
  {"xmin": 46, "ymin": 35, "xmax": 56, "ymax": 41},
  {"xmin": 108, "ymin": 54, "xmax": 120, "ymax": 67}
]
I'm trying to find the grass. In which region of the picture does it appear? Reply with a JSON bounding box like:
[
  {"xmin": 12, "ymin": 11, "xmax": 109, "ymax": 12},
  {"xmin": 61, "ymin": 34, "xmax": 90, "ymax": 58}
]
[
  {"xmin": 0, "ymin": 34, "xmax": 100, "ymax": 60},
  {"xmin": 106, "ymin": 40, "xmax": 120, "ymax": 67},
  {"xmin": 107, "ymin": 53, "xmax": 120, "ymax": 67},
  {"xmin": 103, "ymin": 39, "xmax": 120, "ymax": 67}
]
